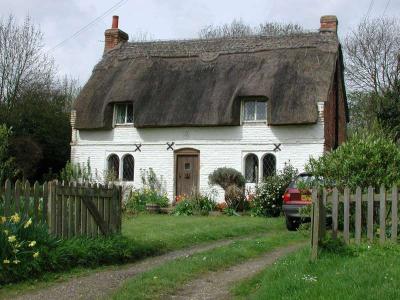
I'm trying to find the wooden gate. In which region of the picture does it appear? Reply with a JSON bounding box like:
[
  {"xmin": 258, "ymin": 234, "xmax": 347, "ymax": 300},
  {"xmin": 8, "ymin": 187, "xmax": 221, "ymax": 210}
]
[
  {"xmin": 0, "ymin": 179, "xmax": 122, "ymax": 238},
  {"xmin": 49, "ymin": 181, "xmax": 122, "ymax": 238}
]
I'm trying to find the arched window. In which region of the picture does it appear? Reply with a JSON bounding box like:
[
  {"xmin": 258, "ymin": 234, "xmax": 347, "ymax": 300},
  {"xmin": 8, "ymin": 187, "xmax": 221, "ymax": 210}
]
[
  {"xmin": 245, "ymin": 154, "xmax": 259, "ymax": 183},
  {"xmin": 107, "ymin": 154, "xmax": 120, "ymax": 180},
  {"xmin": 122, "ymin": 155, "xmax": 135, "ymax": 181},
  {"xmin": 263, "ymin": 154, "xmax": 276, "ymax": 179}
]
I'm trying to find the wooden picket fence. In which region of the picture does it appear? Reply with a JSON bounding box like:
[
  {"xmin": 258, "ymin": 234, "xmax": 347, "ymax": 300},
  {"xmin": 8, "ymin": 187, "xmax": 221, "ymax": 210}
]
[
  {"xmin": 311, "ymin": 185, "xmax": 399, "ymax": 260},
  {"xmin": 0, "ymin": 179, "xmax": 122, "ymax": 238}
]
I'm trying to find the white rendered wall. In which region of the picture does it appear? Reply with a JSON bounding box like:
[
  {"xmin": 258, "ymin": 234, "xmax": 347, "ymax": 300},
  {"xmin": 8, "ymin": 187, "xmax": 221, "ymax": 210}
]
[{"xmin": 71, "ymin": 104, "xmax": 324, "ymax": 202}]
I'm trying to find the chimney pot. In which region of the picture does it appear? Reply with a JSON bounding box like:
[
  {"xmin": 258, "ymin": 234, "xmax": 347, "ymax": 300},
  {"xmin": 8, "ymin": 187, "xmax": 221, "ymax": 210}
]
[
  {"xmin": 104, "ymin": 16, "xmax": 128, "ymax": 53},
  {"xmin": 112, "ymin": 15, "xmax": 119, "ymax": 29},
  {"xmin": 320, "ymin": 15, "xmax": 338, "ymax": 33}
]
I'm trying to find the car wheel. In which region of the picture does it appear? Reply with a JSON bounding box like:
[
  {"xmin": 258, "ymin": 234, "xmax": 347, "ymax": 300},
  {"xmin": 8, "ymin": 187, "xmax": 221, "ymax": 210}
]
[{"xmin": 286, "ymin": 216, "xmax": 300, "ymax": 231}]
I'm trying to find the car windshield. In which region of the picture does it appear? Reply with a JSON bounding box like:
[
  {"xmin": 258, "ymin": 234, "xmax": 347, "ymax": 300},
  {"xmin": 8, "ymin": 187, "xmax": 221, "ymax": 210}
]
[{"xmin": 288, "ymin": 174, "xmax": 314, "ymax": 188}]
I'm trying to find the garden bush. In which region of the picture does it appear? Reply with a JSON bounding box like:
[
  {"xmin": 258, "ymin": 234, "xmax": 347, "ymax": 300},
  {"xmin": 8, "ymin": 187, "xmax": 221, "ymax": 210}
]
[
  {"xmin": 0, "ymin": 213, "xmax": 161, "ymax": 284},
  {"xmin": 208, "ymin": 167, "xmax": 245, "ymax": 190},
  {"xmin": 252, "ymin": 163, "xmax": 298, "ymax": 217},
  {"xmin": 173, "ymin": 193, "xmax": 217, "ymax": 216},
  {"xmin": 306, "ymin": 131, "xmax": 400, "ymax": 189},
  {"xmin": 209, "ymin": 167, "xmax": 246, "ymax": 211},
  {"xmin": 225, "ymin": 185, "xmax": 245, "ymax": 211}
]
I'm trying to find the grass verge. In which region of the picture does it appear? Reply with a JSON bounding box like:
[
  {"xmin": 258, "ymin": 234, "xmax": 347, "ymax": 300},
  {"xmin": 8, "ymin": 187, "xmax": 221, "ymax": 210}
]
[
  {"xmin": 232, "ymin": 243, "xmax": 400, "ymax": 299},
  {"xmin": 112, "ymin": 231, "xmax": 306, "ymax": 299},
  {"xmin": 122, "ymin": 214, "xmax": 281, "ymax": 251}
]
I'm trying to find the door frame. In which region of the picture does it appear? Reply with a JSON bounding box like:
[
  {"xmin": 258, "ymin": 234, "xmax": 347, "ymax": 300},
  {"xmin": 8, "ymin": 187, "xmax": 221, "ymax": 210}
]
[{"xmin": 174, "ymin": 148, "xmax": 200, "ymax": 202}]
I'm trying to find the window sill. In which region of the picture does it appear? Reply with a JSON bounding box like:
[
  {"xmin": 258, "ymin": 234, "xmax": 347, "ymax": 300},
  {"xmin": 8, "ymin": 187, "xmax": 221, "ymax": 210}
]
[
  {"xmin": 242, "ymin": 121, "xmax": 268, "ymax": 125},
  {"xmin": 114, "ymin": 123, "xmax": 134, "ymax": 127}
]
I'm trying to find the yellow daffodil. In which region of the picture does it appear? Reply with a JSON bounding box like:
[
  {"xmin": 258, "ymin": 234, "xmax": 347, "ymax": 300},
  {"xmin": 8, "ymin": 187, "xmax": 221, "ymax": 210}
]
[
  {"xmin": 10, "ymin": 213, "xmax": 20, "ymax": 223},
  {"xmin": 24, "ymin": 218, "xmax": 32, "ymax": 228},
  {"xmin": 8, "ymin": 235, "xmax": 16, "ymax": 243},
  {"xmin": 33, "ymin": 251, "xmax": 39, "ymax": 258},
  {"xmin": 13, "ymin": 259, "xmax": 20, "ymax": 264},
  {"xmin": 29, "ymin": 241, "xmax": 37, "ymax": 247},
  {"xmin": 3, "ymin": 259, "xmax": 10, "ymax": 264},
  {"xmin": 0, "ymin": 216, "xmax": 6, "ymax": 224}
]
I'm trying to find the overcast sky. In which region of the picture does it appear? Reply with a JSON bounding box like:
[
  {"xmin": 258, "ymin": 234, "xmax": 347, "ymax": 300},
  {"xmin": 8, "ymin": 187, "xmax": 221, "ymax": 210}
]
[{"xmin": 2, "ymin": 0, "xmax": 399, "ymax": 85}]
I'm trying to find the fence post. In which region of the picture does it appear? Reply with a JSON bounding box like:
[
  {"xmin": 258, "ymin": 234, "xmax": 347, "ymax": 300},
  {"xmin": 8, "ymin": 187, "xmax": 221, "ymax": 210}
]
[
  {"xmin": 332, "ymin": 188, "xmax": 339, "ymax": 239},
  {"xmin": 4, "ymin": 179, "xmax": 11, "ymax": 217},
  {"xmin": 343, "ymin": 187, "xmax": 350, "ymax": 244},
  {"xmin": 367, "ymin": 186, "xmax": 374, "ymax": 242},
  {"xmin": 379, "ymin": 185, "xmax": 386, "ymax": 245},
  {"xmin": 311, "ymin": 188, "xmax": 321, "ymax": 261},
  {"xmin": 355, "ymin": 187, "xmax": 362, "ymax": 244},
  {"xmin": 48, "ymin": 180, "xmax": 57, "ymax": 235},
  {"xmin": 392, "ymin": 185, "xmax": 398, "ymax": 242}
]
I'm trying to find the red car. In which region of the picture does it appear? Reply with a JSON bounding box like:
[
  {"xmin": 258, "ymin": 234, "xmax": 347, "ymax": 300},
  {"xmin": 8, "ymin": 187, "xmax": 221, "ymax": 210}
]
[{"xmin": 282, "ymin": 173, "xmax": 313, "ymax": 230}]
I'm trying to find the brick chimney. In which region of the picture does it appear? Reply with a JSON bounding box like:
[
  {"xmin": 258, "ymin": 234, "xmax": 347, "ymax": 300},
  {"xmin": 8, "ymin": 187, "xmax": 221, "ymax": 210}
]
[
  {"xmin": 319, "ymin": 15, "xmax": 338, "ymax": 34},
  {"xmin": 104, "ymin": 16, "xmax": 129, "ymax": 52}
]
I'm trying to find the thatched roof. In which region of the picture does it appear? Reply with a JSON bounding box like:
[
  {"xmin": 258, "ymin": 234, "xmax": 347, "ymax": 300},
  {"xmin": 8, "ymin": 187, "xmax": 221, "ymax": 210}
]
[{"xmin": 74, "ymin": 32, "xmax": 342, "ymax": 129}]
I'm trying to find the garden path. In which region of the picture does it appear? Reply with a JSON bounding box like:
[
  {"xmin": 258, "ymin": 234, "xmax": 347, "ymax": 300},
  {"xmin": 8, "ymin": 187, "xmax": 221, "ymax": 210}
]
[{"xmin": 167, "ymin": 243, "xmax": 305, "ymax": 300}]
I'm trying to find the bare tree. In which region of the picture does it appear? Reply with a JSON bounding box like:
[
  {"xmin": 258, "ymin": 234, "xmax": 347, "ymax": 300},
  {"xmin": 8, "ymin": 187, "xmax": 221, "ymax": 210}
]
[
  {"xmin": 0, "ymin": 15, "xmax": 55, "ymax": 107},
  {"xmin": 198, "ymin": 19, "xmax": 305, "ymax": 39},
  {"xmin": 344, "ymin": 17, "xmax": 400, "ymax": 94}
]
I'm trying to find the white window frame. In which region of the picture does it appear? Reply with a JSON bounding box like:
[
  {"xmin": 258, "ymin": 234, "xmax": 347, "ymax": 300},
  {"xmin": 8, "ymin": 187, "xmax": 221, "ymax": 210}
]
[
  {"xmin": 114, "ymin": 103, "xmax": 134, "ymax": 125},
  {"xmin": 241, "ymin": 99, "xmax": 267, "ymax": 123}
]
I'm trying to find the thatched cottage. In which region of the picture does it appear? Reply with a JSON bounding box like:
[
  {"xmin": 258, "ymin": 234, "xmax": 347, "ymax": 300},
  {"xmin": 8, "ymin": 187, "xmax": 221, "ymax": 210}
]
[{"xmin": 71, "ymin": 15, "xmax": 347, "ymax": 201}]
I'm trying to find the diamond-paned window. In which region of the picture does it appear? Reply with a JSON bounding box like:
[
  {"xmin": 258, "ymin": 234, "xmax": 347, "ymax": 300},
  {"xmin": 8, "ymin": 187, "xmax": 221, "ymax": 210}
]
[
  {"xmin": 114, "ymin": 103, "xmax": 134, "ymax": 124},
  {"xmin": 243, "ymin": 99, "xmax": 267, "ymax": 122},
  {"xmin": 107, "ymin": 154, "xmax": 120, "ymax": 180},
  {"xmin": 245, "ymin": 154, "xmax": 259, "ymax": 183},
  {"xmin": 263, "ymin": 154, "xmax": 276, "ymax": 179},
  {"xmin": 122, "ymin": 155, "xmax": 134, "ymax": 181}
]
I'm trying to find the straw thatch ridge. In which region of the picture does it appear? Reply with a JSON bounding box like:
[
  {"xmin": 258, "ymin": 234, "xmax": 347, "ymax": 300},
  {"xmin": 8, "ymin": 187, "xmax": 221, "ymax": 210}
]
[{"xmin": 74, "ymin": 32, "xmax": 342, "ymax": 129}]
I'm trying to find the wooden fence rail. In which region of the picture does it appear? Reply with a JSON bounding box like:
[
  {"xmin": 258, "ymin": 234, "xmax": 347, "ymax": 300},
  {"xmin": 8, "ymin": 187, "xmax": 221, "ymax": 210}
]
[
  {"xmin": 311, "ymin": 185, "xmax": 399, "ymax": 261},
  {"xmin": 0, "ymin": 179, "xmax": 122, "ymax": 238}
]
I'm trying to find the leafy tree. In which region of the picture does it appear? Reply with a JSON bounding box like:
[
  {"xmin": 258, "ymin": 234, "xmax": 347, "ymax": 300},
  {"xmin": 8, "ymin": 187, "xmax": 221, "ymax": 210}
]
[
  {"xmin": 0, "ymin": 125, "xmax": 19, "ymax": 183},
  {"xmin": 0, "ymin": 15, "xmax": 55, "ymax": 106},
  {"xmin": 344, "ymin": 17, "xmax": 400, "ymax": 134},
  {"xmin": 344, "ymin": 17, "xmax": 400, "ymax": 94},
  {"xmin": 0, "ymin": 15, "xmax": 78, "ymax": 181},
  {"xmin": 306, "ymin": 131, "xmax": 400, "ymax": 189}
]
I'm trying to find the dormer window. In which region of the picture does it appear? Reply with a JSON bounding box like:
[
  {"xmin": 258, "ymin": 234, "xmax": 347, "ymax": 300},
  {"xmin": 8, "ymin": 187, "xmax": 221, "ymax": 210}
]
[
  {"xmin": 243, "ymin": 99, "xmax": 267, "ymax": 122},
  {"xmin": 114, "ymin": 103, "xmax": 133, "ymax": 125}
]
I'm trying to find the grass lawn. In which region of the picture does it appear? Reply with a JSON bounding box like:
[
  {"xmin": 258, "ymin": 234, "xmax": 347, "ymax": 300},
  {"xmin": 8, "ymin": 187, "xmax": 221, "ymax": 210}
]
[
  {"xmin": 112, "ymin": 230, "xmax": 306, "ymax": 300},
  {"xmin": 122, "ymin": 214, "xmax": 283, "ymax": 251},
  {"xmin": 0, "ymin": 215, "xmax": 281, "ymax": 298},
  {"xmin": 232, "ymin": 243, "xmax": 400, "ymax": 299}
]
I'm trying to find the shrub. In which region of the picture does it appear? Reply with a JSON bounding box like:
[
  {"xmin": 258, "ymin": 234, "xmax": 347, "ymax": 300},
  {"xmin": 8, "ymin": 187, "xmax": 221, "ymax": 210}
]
[
  {"xmin": 173, "ymin": 193, "xmax": 217, "ymax": 216},
  {"xmin": 225, "ymin": 185, "xmax": 245, "ymax": 211},
  {"xmin": 0, "ymin": 213, "xmax": 59, "ymax": 284},
  {"xmin": 59, "ymin": 159, "xmax": 97, "ymax": 183},
  {"xmin": 0, "ymin": 124, "xmax": 19, "ymax": 183},
  {"xmin": 125, "ymin": 188, "xmax": 169, "ymax": 213},
  {"xmin": 306, "ymin": 131, "xmax": 400, "ymax": 189},
  {"xmin": 252, "ymin": 163, "xmax": 298, "ymax": 217},
  {"xmin": 208, "ymin": 167, "xmax": 245, "ymax": 190}
]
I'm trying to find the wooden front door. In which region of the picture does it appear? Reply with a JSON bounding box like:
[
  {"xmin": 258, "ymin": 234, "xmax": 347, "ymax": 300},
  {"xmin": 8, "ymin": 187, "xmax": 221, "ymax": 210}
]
[{"xmin": 176, "ymin": 153, "xmax": 199, "ymax": 197}]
